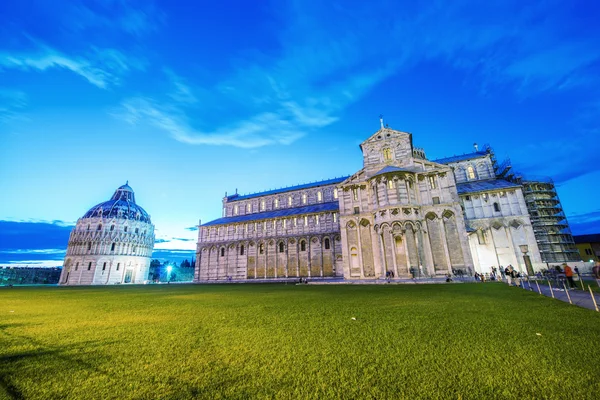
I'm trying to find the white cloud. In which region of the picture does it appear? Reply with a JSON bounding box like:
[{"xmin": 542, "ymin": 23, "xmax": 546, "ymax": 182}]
[
  {"xmin": 118, "ymin": 1, "xmax": 600, "ymax": 148},
  {"xmin": 0, "ymin": 44, "xmax": 144, "ymax": 89}
]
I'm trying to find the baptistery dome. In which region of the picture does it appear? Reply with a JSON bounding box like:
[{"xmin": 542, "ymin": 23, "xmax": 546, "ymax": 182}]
[
  {"xmin": 59, "ymin": 183, "xmax": 155, "ymax": 285},
  {"xmin": 82, "ymin": 183, "xmax": 151, "ymax": 223}
]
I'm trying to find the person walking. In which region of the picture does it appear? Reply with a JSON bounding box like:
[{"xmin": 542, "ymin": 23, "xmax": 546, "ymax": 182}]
[
  {"xmin": 563, "ymin": 263, "xmax": 576, "ymax": 289},
  {"xmin": 511, "ymin": 268, "xmax": 520, "ymax": 288},
  {"xmin": 505, "ymin": 266, "xmax": 513, "ymax": 286}
]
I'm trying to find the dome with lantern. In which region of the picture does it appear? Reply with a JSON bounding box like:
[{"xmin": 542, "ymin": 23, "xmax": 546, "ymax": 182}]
[{"xmin": 59, "ymin": 182, "xmax": 155, "ymax": 286}]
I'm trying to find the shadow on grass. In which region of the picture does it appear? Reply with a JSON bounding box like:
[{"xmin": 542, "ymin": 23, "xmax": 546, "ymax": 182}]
[
  {"xmin": 0, "ymin": 349, "xmax": 62, "ymax": 400},
  {"xmin": 0, "ymin": 338, "xmax": 119, "ymax": 399}
]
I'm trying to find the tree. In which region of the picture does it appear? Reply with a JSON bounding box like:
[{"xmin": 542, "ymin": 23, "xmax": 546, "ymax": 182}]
[{"xmin": 150, "ymin": 259, "xmax": 161, "ymax": 268}]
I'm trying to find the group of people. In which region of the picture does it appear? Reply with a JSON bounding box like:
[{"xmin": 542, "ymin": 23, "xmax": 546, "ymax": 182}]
[{"xmin": 385, "ymin": 270, "xmax": 395, "ymax": 283}]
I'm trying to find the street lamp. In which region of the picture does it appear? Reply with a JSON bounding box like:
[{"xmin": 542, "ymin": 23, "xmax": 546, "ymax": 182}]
[
  {"xmin": 166, "ymin": 265, "xmax": 172, "ymax": 282},
  {"xmin": 519, "ymin": 245, "xmax": 534, "ymax": 276}
]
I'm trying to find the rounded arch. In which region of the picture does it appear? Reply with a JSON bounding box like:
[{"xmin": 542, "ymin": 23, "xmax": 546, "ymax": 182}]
[
  {"xmin": 391, "ymin": 221, "xmax": 403, "ymax": 231},
  {"xmin": 425, "ymin": 212, "xmax": 438, "ymax": 220},
  {"xmin": 404, "ymin": 221, "xmax": 416, "ymax": 231},
  {"xmin": 379, "ymin": 222, "xmax": 391, "ymax": 231},
  {"xmin": 299, "ymin": 239, "xmax": 307, "ymax": 252}
]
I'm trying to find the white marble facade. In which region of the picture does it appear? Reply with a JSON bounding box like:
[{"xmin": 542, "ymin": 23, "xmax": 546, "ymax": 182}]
[
  {"xmin": 196, "ymin": 127, "xmax": 545, "ymax": 280},
  {"xmin": 59, "ymin": 183, "xmax": 155, "ymax": 285}
]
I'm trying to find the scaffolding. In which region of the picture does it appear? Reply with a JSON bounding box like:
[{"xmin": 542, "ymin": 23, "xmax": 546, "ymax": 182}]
[{"xmin": 484, "ymin": 145, "xmax": 580, "ymax": 263}]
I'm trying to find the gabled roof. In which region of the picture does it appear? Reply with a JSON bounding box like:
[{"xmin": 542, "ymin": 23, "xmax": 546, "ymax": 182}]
[
  {"xmin": 457, "ymin": 179, "xmax": 521, "ymax": 195},
  {"xmin": 227, "ymin": 176, "xmax": 349, "ymax": 202},
  {"xmin": 359, "ymin": 127, "xmax": 411, "ymax": 150},
  {"xmin": 202, "ymin": 201, "xmax": 339, "ymax": 226},
  {"xmin": 433, "ymin": 151, "xmax": 488, "ymax": 164}
]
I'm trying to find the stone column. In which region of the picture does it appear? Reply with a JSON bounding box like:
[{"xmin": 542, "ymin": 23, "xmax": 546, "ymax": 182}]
[
  {"xmin": 355, "ymin": 219, "xmax": 365, "ymax": 278},
  {"xmin": 371, "ymin": 226, "xmax": 385, "ymax": 277},
  {"xmin": 389, "ymin": 230, "xmax": 399, "ymax": 277},
  {"xmin": 420, "ymin": 227, "xmax": 435, "ymax": 276},
  {"xmin": 439, "ymin": 219, "xmax": 453, "ymax": 273},
  {"xmin": 402, "ymin": 232, "xmax": 412, "ymax": 273}
]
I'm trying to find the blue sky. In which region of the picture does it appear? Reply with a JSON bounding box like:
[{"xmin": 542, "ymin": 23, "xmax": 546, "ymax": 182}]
[{"xmin": 1, "ymin": 0, "xmax": 599, "ymax": 266}]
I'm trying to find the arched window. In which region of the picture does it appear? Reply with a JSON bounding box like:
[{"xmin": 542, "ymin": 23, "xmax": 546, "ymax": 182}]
[
  {"xmin": 259, "ymin": 244, "xmax": 264, "ymax": 254},
  {"xmin": 234, "ymin": 205, "xmax": 239, "ymax": 215},
  {"xmin": 300, "ymin": 240, "xmax": 306, "ymax": 252},
  {"xmin": 383, "ymin": 148, "xmax": 392, "ymax": 162},
  {"xmin": 353, "ymin": 188, "xmax": 358, "ymax": 201},
  {"xmin": 260, "ymin": 200, "xmax": 265, "ymax": 211},
  {"xmin": 240, "ymin": 245, "xmax": 245, "ymax": 255},
  {"xmin": 75, "ymin": 262, "xmax": 79, "ymax": 271},
  {"xmin": 288, "ymin": 196, "xmax": 292, "ymax": 206},
  {"xmin": 493, "ymin": 202, "xmax": 501, "ymax": 212},
  {"xmin": 110, "ymin": 225, "xmax": 115, "ymax": 231},
  {"xmin": 135, "ymin": 228, "xmax": 139, "ymax": 234},
  {"xmin": 279, "ymin": 242, "xmax": 284, "ymax": 253},
  {"xmin": 97, "ymin": 224, "xmax": 102, "ymax": 231},
  {"xmin": 111, "ymin": 243, "xmax": 116, "ymax": 251},
  {"xmin": 102, "ymin": 262, "xmax": 107, "ymax": 271},
  {"xmin": 220, "ymin": 247, "xmax": 225, "ymax": 257},
  {"xmin": 116, "ymin": 263, "xmax": 120, "ymax": 271},
  {"xmin": 302, "ymin": 193, "xmax": 307, "ymax": 204},
  {"xmin": 317, "ymin": 191, "xmax": 322, "ymax": 202},
  {"xmin": 247, "ymin": 203, "xmax": 251, "ymax": 213},
  {"xmin": 467, "ymin": 165, "xmax": 476, "ymax": 180},
  {"xmin": 124, "ymin": 226, "xmax": 128, "ymax": 233},
  {"xmin": 87, "ymin": 243, "xmax": 91, "ymax": 251},
  {"xmin": 387, "ymin": 180, "xmax": 394, "ymax": 190},
  {"xmin": 274, "ymin": 198, "xmax": 279, "ymax": 208},
  {"xmin": 324, "ymin": 238, "xmax": 330, "ymax": 250},
  {"xmin": 88, "ymin": 262, "xmax": 92, "ymax": 270},
  {"xmin": 333, "ymin": 188, "xmax": 338, "ymax": 199}
]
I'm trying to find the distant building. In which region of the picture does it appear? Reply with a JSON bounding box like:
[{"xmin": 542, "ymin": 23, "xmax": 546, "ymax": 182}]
[
  {"xmin": 573, "ymin": 234, "xmax": 600, "ymax": 262},
  {"xmin": 59, "ymin": 183, "xmax": 155, "ymax": 285},
  {"xmin": 196, "ymin": 126, "xmax": 576, "ymax": 281}
]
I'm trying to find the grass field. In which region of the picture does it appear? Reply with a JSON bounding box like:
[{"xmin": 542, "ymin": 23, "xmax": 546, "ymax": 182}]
[{"xmin": 1, "ymin": 283, "xmax": 599, "ymax": 399}]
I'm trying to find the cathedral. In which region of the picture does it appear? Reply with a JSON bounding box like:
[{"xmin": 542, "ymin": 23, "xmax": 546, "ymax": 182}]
[
  {"xmin": 59, "ymin": 183, "xmax": 155, "ymax": 285},
  {"xmin": 195, "ymin": 126, "xmax": 578, "ymax": 281}
]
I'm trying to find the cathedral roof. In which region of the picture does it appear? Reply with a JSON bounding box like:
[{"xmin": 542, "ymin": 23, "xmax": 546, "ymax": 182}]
[
  {"xmin": 202, "ymin": 201, "xmax": 339, "ymax": 226},
  {"xmin": 433, "ymin": 151, "xmax": 488, "ymax": 164},
  {"xmin": 372, "ymin": 165, "xmax": 419, "ymax": 177},
  {"xmin": 457, "ymin": 179, "xmax": 521, "ymax": 195},
  {"xmin": 82, "ymin": 183, "xmax": 151, "ymax": 223},
  {"xmin": 227, "ymin": 176, "xmax": 350, "ymax": 201}
]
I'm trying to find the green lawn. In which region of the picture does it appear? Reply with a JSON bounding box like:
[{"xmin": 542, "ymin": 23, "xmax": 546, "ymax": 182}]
[{"xmin": 1, "ymin": 283, "xmax": 599, "ymax": 399}]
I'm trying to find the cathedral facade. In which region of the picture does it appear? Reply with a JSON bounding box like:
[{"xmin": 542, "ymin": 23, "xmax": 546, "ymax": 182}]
[
  {"xmin": 59, "ymin": 183, "xmax": 155, "ymax": 285},
  {"xmin": 195, "ymin": 127, "xmax": 570, "ymax": 281}
]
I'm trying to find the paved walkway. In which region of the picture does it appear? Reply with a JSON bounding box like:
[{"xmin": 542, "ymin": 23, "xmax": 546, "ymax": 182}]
[{"xmin": 513, "ymin": 279, "xmax": 600, "ymax": 312}]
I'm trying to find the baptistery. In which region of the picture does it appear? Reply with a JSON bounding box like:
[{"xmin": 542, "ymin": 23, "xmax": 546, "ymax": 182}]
[{"xmin": 59, "ymin": 183, "xmax": 155, "ymax": 285}]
